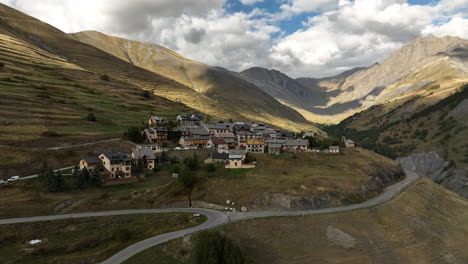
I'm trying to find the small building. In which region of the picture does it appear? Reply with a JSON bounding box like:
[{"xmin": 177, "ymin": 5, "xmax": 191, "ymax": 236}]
[
  {"xmin": 148, "ymin": 116, "xmax": 167, "ymax": 127},
  {"xmin": 245, "ymin": 138, "xmax": 265, "ymax": 153},
  {"xmin": 99, "ymin": 152, "xmax": 132, "ymax": 179},
  {"xmin": 209, "ymin": 137, "xmax": 229, "ymax": 153},
  {"xmin": 225, "ymin": 155, "xmax": 255, "ymax": 169},
  {"xmin": 268, "ymin": 143, "xmax": 282, "ymax": 155},
  {"xmin": 179, "ymin": 136, "xmax": 210, "ymax": 148},
  {"xmin": 283, "ymin": 139, "xmax": 310, "ymax": 152},
  {"xmin": 170, "ymin": 126, "xmax": 190, "ymax": 139},
  {"xmin": 79, "ymin": 156, "xmax": 102, "ymax": 172},
  {"xmin": 144, "ymin": 127, "xmax": 168, "ymax": 143},
  {"xmin": 205, "ymin": 124, "xmax": 229, "ymax": 136},
  {"xmin": 228, "ymin": 149, "xmax": 247, "ymax": 160},
  {"xmin": 209, "ymin": 152, "xmax": 230, "ymax": 163},
  {"xmin": 187, "ymin": 127, "xmax": 210, "ymax": 137},
  {"xmin": 135, "ymin": 144, "xmax": 161, "ymax": 153},
  {"xmin": 131, "ymin": 148, "xmax": 156, "ymax": 170},
  {"xmin": 177, "ymin": 114, "xmax": 203, "ymax": 126},
  {"xmin": 329, "ymin": 146, "xmax": 340, "ymax": 153},
  {"xmin": 342, "ymin": 137, "xmax": 356, "ymax": 148}
]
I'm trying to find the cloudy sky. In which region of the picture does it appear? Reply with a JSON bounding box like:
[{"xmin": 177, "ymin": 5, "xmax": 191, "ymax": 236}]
[{"xmin": 2, "ymin": 0, "xmax": 468, "ymax": 77}]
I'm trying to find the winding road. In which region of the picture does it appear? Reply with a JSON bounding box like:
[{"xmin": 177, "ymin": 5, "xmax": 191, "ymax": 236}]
[{"xmin": 0, "ymin": 170, "xmax": 420, "ymax": 264}]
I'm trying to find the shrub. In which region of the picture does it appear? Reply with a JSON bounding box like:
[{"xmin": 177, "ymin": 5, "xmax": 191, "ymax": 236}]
[
  {"xmin": 100, "ymin": 74, "xmax": 110, "ymax": 81},
  {"xmin": 41, "ymin": 131, "xmax": 61, "ymax": 137},
  {"xmin": 206, "ymin": 163, "xmax": 216, "ymax": 172},
  {"xmin": 84, "ymin": 112, "xmax": 96, "ymax": 122},
  {"xmin": 141, "ymin": 90, "xmax": 151, "ymax": 98},
  {"xmin": 116, "ymin": 228, "xmax": 133, "ymax": 241}
]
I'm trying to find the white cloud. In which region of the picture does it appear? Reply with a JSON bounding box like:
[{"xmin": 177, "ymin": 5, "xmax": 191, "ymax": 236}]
[
  {"xmin": 280, "ymin": 0, "xmax": 339, "ymax": 14},
  {"xmin": 1, "ymin": 0, "xmax": 468, "ymax": 78},
  {"xmin": 423, "ymin": 17, "xmax": 468, "ymax": 39},
  {"xmin": 239, "ymin": 0, "xmax": 263, "ymax": 5},
  {"xmin": 270, "ymin": 0, "xmax": 468, "ymax": 77}
]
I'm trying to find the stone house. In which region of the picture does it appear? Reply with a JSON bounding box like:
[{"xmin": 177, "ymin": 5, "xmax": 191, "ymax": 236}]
[
  {"xmin": 99, "ymin": 152, "xmax": 132, "ymax": 179},
  {"xmin": 209, "ymin": 137, "xmax": 229, "ymax": 153},
  {"xmin": 131, "ymin": 148, "xmax": 156, "ymax": 170},
  {"xmin": 205, "ymin": 124, "xmax": 229, "ymax": 136},
  {"xmin": 342, "ymin": 137, "xmax": 355, "ymax": 148},
  {"xmin": 187, "ymin": 127, "xmax": 210, "ymax": 137},
  {"xmin": 283, "ymin": 139, "xmax": 310, "ymax": 152},
  {"xmin": 148, "ymin": 116, "xmax": 167, "ymax": 127},
  {"xmin": 145, "ymin": 127, "xmax": 168, "ymax": 143},
  {"xmin": 177, "ymin": 114, "xmax": 203, "ymax": 126},
  {"xmin": 225, "ymin": 155, "xmax": 255, "ymax": 169},
  {"xmin": 329, "ymin": 146, "xmax": 340, "ymax": 153},
  {"xmin": 245, "ymin": 138, "xmax": 265, "ymax": 153},
  {"xmin": 179, "ymin": 136, "xmax": 210, "ymax": 148},
  {"xmin": 268, "ymin": 143, "xmax": 282, "ymax": 155},
  {"xmin": 79, "ymin": 156, "xmax": 102, "ymax": 172}
]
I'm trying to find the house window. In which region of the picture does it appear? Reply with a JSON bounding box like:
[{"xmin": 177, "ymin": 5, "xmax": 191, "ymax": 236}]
[
  {"xmin": 112, "ymin": 168, "xmax": 114, "ymax": 171},
  {"xmin": 126, "ymin": 167, "xmax": 130, "ymax": 170}
]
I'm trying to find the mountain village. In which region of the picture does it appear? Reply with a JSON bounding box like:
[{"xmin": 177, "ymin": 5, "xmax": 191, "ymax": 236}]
[{"xmin": 79, "ymin": 114, "xmax": 355, "ymax": 185}]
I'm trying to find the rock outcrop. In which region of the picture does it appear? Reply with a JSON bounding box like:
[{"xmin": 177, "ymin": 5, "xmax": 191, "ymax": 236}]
[{"xmin": 398, "ymin": 152, "xmax": 468, "ymax": 198}]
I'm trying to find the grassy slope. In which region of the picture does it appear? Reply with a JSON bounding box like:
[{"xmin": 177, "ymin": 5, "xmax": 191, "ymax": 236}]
[
  {"xmin": 0, "ymin": 213, "xmax": 202, "ymax": 264},
  {"xmin": 326, "ymin": 84, "xmax": 468, "ymax": 167},
  {"xmin": 183, "ymin": 148, "xmax": 401, "ymax": 209},
  {"xmin": 67, "ymin": 30, "xmax": 315, "ymax": 132},
  {"xmin": 0, "ymin": 30, "xmax": 190, "ymax": 177},
  {"xmin": 0, "ymin": 148, "xmax": 399, "ymax": 218},
  {"xmin": 125, "ymin": 178, "xmax": 468, "ymax": 264}
]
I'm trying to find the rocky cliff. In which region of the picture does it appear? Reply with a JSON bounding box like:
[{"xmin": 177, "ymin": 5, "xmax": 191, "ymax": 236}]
[{"xmin": 398, "ymin": 152, "xmax": 468, "ymax": 198}]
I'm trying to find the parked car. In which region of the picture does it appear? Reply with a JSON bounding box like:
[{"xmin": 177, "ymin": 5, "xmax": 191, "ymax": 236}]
[
  {"xmin": 0, "ymin": 180, "xmax": 5, "ymax": 184},
  {"xmin": 7, "ymin": 176, "xmax": 20, "ymax": 182}
]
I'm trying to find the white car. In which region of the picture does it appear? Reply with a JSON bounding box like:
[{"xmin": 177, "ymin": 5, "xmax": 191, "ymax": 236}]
[
  {"xmin": 7, "ymin": 176, "xmax": 20, "ymax": 182},
  {"xmin": 0, "ymin": 180, "xmax": 5, "ymax": 184},
  {"xmin": 175, "ymin": 147, "xmax": 182, "ymax": 150}
]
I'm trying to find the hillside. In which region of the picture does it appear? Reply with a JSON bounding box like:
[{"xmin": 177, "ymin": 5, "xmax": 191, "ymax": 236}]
[
  {"xmin": 326, "ymin": 84, "xmax": 468, "ymax": 196},
  {"xmin": 69, "ymin": 30, "xmax": 315, "ymax": 131},
  {"xmin": 240, "ymin": 36, "xmax": 468, "ymax": 124},
  {"xmin": 126, "ymin": 178, "xmax": 468, "ymax": 264}
]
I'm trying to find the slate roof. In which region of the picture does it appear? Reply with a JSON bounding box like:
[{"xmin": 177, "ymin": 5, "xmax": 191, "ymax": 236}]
[
  {"xmin": 151, "ymin": 116, "xmax": 166, "ymax": 121},
  {"xmin": 268, "ymin": 143, "xmax": 283, "ymax": 149},
  {"xmin": 101, "ymin": 152, "xmax": 131, "ymax": 162},
  {"xmin": 229, "ymin": 155, "xmax": 243, "ymax": 160},
  {"xmin": 131, "ymin": 148, "xmax": 156, "ymax": 160},
  {"xmin": 229, "ymin": 149, "xmax": 246, "ymax": 155},
  {"xmin": 330, "ymin": 146, "xmax": 340, "ymax": 150},
  {"xmin": 82, "ymin": 156, "xmax": 102, "ymax": 164},
  {"xmin": 188, "ymin": 127, "xmax": 210, "ymax": 136},
  {"xmin": 212, "ymin": 152, "xmax": 229, "ymax": 160},
  {"xmin": 284, "ymin": 139, "xmax": 309, "ymax": 146}
]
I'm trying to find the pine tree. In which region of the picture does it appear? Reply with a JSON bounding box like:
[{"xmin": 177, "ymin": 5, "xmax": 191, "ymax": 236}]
[
  {"xmin": 180, "ymin": 167, "xmax": 196, "ymax": 207},
  {"xmin": 38, "ymin": 162, "xmax": 49, "ymax": 182},
  {"xmin": 73, "ymin": 165, "xmax": 86, "ymax": 190},
  {"xmin": 90, "ymin": 167, "xmax": 103, "ymax": 186},
  {"xmin": 45, "ymin": 167, "xmax": 56, "ymax": 192},
  {"xmin": 55, "ymin": 170, "xmax": 64, "ymax": 192},
  {"xmin": 81, "ymin": 168, "xmax": 90, "ymax": 187}
]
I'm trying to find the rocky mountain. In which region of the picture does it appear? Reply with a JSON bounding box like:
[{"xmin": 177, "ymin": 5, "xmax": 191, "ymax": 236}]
[
  {"xmin": 240, "ymin": 36, "xmax": 468, "ymax": 124},
  {"xmin": 70, "ymin": 30, "xmax": 315, "ymax": 132}
]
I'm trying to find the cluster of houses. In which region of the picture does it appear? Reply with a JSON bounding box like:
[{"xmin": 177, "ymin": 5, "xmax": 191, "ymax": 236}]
[{"xmin": 78, "ymin": 114, "xmax": 355, "ymax": 184}]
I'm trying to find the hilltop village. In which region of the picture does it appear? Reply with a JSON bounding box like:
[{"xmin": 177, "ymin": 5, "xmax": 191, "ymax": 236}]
[{"xmin": 79, "ymin": 114, "xmax": 355, "ymax": 185}]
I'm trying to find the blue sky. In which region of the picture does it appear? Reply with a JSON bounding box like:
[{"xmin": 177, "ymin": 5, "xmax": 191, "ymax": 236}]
[{"xmin": 2, "ymin": 0, "xmax": 467, "ymax": 77}]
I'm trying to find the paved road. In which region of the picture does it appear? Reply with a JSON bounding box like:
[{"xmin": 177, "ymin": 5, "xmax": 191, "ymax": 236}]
[
  {"xmin": 0, "ymin": 170, "xmax": 420, "ymax": 264},
  {"xmin": 18, "ymin": 166, "xmax": 75, "ymax": 181},
  {"xmin": 47, "ymin": 138, "xmax": 122, "ymax": 150}
]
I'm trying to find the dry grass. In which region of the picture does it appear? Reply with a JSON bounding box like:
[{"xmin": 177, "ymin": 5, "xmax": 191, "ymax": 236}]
[{"xmin": 125, "ymin": 178, "xmax": 468, "ymax": 264}]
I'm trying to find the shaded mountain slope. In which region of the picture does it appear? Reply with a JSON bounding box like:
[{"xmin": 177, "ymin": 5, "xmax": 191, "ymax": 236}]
[{"xmin": 70, "ymin": 30, "xmax": 315, "ymax": 131}]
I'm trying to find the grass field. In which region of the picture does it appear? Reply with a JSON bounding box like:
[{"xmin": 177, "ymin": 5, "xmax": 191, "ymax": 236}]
[
  {"xmin": 0, "ymin": 148, "xmax": 400, "ymax": 218},
  {"xmin": 124, "ymin": 178, "xmax": 468, "ymax": 264},
  {"xmin": 0, "ymin": 212, "xmax": 204, "ymax": 264}
]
